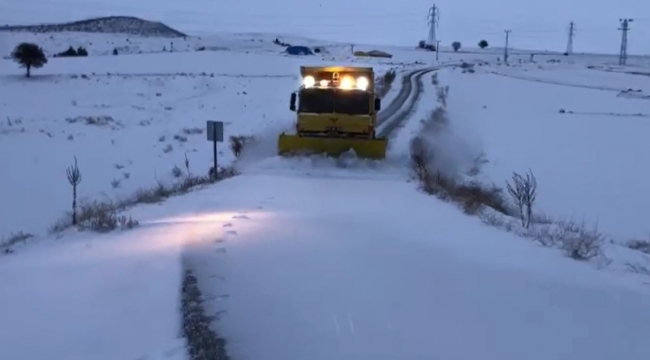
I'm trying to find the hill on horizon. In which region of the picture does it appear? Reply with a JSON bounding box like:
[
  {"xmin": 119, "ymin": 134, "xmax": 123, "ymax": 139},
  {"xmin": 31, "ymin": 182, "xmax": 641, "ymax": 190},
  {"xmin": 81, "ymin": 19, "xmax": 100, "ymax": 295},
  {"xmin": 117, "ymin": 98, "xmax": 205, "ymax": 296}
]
[{"xmin": 0, "ymin": 16, "xmax": 186, "ymax": 38}]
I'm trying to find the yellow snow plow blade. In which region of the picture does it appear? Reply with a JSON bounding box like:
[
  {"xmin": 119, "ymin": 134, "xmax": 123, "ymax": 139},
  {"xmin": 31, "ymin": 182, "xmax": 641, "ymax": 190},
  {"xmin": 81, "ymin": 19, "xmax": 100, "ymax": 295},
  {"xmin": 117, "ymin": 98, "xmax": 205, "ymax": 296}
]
[{"xmin": 278, "ymin": 134, "xmax": 387, "ymax": 160}]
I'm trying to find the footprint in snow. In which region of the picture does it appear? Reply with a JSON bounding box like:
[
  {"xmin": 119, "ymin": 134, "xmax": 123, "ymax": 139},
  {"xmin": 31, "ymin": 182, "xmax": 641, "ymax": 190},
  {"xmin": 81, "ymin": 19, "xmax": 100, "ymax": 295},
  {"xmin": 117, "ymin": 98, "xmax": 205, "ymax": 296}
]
[
  {"xmin": 223, "ymin": 222, "xmax": 233, "ymax": 227},
  {"xmin": 214, "ymin": 239, "xmax": 224, "ymax": 244},
  {"xmin": 226, "ymin": 230, "xmax": 237, "ymax": 235},
  {"xmin": 215, "ymin": 248, "xmax": 226, "ymax": 253},
  {"xmin": 232, "ymin": 214, "xmax": 249, "ymax": 220}
]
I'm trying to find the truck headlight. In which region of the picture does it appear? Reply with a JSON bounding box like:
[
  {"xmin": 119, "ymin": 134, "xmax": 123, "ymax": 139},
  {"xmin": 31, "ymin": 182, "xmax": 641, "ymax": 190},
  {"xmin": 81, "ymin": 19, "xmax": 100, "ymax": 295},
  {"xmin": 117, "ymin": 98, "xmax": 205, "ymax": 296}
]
[
  {"xmin": 303, "ymin": 76, "xmax": 315, "ymax": 88},
  {"xmin": 356, "ymin": 76, "xmax": 369, "ymax": 90},
  {"xmin": 340, "ymin": 76, "xmax": 354, "ymax": 89}
]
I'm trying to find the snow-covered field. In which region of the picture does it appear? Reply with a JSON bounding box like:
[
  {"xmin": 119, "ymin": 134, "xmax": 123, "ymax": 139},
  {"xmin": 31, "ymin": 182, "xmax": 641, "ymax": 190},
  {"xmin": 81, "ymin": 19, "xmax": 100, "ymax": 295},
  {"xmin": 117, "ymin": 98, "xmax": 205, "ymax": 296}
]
[
  {"xmin": 2, "ymin": 24, "xmax": 650, "ymax": 360},
  {"xmin": 442, "ymin": 62, "xmax": 650, "ymax": 239},
  {"xmin": 0, "ymin": 36, "xmax": 425, "ymax": 236}
]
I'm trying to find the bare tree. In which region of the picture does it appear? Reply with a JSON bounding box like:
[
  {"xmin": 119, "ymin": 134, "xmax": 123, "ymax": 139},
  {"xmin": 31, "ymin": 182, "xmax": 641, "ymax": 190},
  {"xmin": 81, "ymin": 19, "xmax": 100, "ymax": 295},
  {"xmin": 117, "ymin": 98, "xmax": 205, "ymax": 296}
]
[
  {"xmin": 184, "ymin": 152, "xmax": 191, "ymax": 177},
  {"xmin": 506, "ymin": 169, "xmax": 537, "ymax": 228},
  {"xmin": 66, "ymin": 156, "xmax": 82, "ymax": 225}
]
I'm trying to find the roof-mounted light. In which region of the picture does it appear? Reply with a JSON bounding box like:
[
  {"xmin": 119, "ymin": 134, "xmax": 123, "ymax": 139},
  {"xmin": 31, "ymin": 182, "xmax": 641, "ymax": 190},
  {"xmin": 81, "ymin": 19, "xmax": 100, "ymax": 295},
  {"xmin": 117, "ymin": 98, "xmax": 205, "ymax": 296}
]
[
  {"xmin": 303, "ymin": 75, "xmax": 315, "ymax": 88},
  {"xmin": 340, "ymin": 76, "xmax": 354, "ymax": 90}
]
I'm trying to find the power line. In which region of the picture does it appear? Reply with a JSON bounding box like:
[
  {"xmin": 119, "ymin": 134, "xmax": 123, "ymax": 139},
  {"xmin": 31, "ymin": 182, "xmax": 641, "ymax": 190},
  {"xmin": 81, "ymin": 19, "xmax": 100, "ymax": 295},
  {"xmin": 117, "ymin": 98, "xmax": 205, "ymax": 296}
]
[
  {"xmin": 618, "ymin": 18, "xmax": 632, "ymax": 65},
  {"xmin": 426, "ymin": 3, "xmax": 439, "ymax": 47},
  {"xmin": 566, "ymin": 21, "xmax": 576, "ymax": 55}
]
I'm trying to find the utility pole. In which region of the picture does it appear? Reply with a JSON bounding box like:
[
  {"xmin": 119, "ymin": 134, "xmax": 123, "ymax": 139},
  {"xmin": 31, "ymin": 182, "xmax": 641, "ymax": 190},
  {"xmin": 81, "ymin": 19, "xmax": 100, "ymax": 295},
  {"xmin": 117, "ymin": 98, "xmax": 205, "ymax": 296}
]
[
  {"xmin": 565, "ymin": 21, "xmax": 576, "ymax": 55},
  {"xmin": 426, "ymin": 4, "xmax": 439, "ymax": 47},
  {"xmin": 618, "ymin": 18, "xmax": 632, "ymax": 65},
  {"xmin": 0, "ymin": 32, "xmax": 4, "ymax": 58},
  {"xmin": 504, "ymin": 30, "xmax": 511, "ymax": 64},
  {"xmin": 435, "ymin": 40, "xmax": 440, "ymax": 60}
]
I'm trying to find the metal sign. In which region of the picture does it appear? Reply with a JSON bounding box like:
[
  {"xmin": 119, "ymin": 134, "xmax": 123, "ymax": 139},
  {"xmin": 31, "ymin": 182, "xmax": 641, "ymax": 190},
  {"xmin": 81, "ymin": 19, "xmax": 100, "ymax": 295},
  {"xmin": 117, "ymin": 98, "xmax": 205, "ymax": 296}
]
[
  {"xmin": 207, "ymin": 120, "xmax": 224, "ymax": 179},
  {"xmin": 207, "ymin": 120, "xmax": 224, "ymax": 142}
]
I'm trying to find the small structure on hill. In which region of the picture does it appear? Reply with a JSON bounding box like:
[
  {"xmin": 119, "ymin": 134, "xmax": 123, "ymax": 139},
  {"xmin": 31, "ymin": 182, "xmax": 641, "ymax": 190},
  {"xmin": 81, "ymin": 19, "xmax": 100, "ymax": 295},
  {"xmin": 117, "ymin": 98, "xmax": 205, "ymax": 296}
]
[{"xmin": 285, "ymin": 45, "xmax": 313, "ymax": 56}]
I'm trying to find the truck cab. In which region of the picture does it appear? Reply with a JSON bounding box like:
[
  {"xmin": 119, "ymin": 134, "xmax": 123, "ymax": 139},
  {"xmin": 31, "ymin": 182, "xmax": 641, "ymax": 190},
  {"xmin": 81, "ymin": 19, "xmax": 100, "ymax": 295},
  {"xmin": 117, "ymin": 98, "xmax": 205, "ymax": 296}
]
[
  {"xmin": 289, "ymin": 67, "xmax": 381, "ymax": 139},
  {"xmin": 278, "ymin": 66, "xmax": 388, "ymax": 159}
]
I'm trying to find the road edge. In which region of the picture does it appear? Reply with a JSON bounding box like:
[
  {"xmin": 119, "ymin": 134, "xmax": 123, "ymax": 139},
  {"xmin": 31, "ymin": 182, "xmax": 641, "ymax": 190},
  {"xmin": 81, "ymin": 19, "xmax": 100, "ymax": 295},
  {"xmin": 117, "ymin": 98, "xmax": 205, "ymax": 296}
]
[{"xmin": 181, "ymin": 269, "xmax": 230, "ymax": 360}]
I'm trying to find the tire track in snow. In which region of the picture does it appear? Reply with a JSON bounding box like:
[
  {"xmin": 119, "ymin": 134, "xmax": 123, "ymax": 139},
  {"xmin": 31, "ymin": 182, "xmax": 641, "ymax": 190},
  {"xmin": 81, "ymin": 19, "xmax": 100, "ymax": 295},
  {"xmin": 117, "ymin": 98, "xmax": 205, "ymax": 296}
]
[
  {"xmin": 376, "ymin": 65, "xmax": 452, "ymax": 139},
  {"xmin": 376, "ymin": 67, "xmax": 434, "ymax": 130}
]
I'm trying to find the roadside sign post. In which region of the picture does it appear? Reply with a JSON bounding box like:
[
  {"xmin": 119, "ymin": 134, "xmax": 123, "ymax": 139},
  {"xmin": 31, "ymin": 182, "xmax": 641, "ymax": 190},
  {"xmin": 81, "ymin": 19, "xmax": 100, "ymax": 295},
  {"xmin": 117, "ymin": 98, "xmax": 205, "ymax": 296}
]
[{"xmin": 206, "ymin": 120, "xmax": 224, "ymax": 179}]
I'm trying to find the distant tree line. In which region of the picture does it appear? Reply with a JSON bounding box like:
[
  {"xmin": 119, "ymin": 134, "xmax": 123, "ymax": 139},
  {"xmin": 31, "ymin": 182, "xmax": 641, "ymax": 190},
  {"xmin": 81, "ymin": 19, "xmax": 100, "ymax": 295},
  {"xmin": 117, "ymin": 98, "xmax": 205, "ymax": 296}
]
[
  {"xmin": 53, "ymin": 46, "xmax": 88, "ymax": 57},
  {"xmin": 418, "ymin": 39, "xmax": 490, "ymax": 52}
]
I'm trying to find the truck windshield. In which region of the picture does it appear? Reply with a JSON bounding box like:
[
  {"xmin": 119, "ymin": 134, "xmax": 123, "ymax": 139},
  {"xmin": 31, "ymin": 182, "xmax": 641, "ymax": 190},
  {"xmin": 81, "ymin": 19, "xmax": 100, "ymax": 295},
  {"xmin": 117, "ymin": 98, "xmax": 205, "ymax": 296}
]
[
  {"xmin": 335, "ymin": 90, "xmax": 370, "ymax": 115},
  {"xmin": 299, "ymin": 88, "xmax": 370, "ymax": 115},
  {"xmin": 299, "ymin": 89, "xmax": 335, "ymax": 113}
]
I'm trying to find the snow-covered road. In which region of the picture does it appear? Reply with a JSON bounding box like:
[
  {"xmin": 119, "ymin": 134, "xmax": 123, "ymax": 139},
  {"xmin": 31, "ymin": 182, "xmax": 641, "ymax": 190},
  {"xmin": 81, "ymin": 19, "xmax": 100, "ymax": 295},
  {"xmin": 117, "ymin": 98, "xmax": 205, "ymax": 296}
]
[{"xmin": 172, "ymin": 173, "xmax": 650, "ymax": 360}]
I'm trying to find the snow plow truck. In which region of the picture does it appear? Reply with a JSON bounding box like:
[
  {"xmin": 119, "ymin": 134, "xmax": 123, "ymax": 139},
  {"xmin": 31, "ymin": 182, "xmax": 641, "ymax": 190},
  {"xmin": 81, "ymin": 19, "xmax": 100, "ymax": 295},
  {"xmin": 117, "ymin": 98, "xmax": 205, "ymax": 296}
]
[{"xmin": 278, "ymin": 66, "xmax": 386, "ymax": 159}]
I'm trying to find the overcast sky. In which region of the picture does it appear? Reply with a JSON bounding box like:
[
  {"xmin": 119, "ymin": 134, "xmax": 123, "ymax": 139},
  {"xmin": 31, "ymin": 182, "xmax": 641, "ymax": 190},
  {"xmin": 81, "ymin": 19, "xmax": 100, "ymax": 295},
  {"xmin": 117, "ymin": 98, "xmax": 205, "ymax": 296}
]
[{"xmin": 1, "ymin": 0, "xmax": 649, "ymax": 54}]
